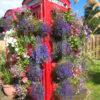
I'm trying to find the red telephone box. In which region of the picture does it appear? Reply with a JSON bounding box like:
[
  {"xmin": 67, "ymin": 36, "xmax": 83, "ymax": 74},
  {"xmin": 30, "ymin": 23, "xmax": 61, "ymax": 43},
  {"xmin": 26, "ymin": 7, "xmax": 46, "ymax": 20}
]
[
  {"xmin": 22, "ymin": 0, "xmax": 70, "ymax": 24},
  {"xmin": 22, "ymin": 0, "xmax": 70, "ymax": 100}
]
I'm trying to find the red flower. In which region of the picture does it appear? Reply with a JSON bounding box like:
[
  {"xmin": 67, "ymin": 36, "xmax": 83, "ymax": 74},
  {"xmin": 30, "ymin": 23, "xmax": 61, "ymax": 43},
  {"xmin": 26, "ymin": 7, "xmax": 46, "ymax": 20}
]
[
  {"xmin": 11, "ymin": 54, "xmax": 17, "ymax": 64},
  {"xmin": 22, "ymin": 77, "xmax": 28, "ymax": 83},
  {"xmin": 73, "ymin": 67, "xmax": 81, "ymax": 76},
  {"xmin": 52, "ymin": 62, "xmax": 56, "ymax": 68},
  {"xmin": 27, "ymin": 85, "xmax": 33, "ymax": 96},
  {"xmin": 25, "ymin": 66, "xmax": 30, "ymax": 72},
  {"xmin": 26, "ymin": 43, "xmax": 33, "ymax": 56},
  {"xmin": 20, "ymin": 72, "xmax": 26, "ymax": 77},
  {"xmin": 27, "ymin": 49, "xmax": 33, "ymax": 56}
]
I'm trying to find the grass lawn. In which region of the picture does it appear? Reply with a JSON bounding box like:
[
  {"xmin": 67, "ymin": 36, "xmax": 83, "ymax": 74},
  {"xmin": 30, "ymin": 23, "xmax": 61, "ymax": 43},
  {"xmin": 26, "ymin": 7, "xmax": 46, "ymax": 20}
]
[{"xmin": 86, "ymin": 60, "xmax": 100, "ymax": 100}]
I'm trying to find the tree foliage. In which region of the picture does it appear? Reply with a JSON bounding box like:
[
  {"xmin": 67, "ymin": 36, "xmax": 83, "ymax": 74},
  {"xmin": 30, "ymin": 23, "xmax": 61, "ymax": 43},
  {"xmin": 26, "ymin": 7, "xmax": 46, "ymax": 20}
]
[{"xmin": 84, "ymin": 3, "xmax": 100, "ymax": 34}]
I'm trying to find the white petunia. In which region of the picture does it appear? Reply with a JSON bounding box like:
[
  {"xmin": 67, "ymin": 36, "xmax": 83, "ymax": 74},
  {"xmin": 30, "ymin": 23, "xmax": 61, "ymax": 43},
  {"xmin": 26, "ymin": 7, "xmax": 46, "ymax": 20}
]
[
  {"xmin": 23, "ymin": 53, "xmax": 30, "ymax": 58},
  {"xmin": 5, "ymin": 29, "xmax": 15, "ymax": 36},
  {"xmin": 15, "ymin": 48, "xmax": 19, "ymax": 52},
  {"xmin": 4, "ymin": 35, "xmax": 17, "ymax": 47},
  {"xmin": 84, "ymin": 30, "xmax": 87, "ymax": 35}
]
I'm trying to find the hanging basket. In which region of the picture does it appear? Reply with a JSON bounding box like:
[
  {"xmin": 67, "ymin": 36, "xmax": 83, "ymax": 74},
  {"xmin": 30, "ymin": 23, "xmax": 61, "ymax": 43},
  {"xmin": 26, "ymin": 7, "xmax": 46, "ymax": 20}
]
[{"xmin": 3, "ymin": 85, "xmax": 16, "ymax": 97}]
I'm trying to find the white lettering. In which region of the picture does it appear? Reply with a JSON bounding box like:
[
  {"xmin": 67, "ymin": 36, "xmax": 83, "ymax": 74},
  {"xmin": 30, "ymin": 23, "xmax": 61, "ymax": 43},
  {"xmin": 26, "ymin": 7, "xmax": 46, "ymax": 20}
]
[{"xmin": 48, "ymin": 0, "xmax": 68, "ymax": 8}]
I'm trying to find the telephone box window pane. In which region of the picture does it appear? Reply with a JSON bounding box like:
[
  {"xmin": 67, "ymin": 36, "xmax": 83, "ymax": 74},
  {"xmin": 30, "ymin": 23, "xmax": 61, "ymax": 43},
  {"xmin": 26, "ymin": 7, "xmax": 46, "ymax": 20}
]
[{"xmin": 28, "ymin": 0, "xmax": 40, "ymax": 6}]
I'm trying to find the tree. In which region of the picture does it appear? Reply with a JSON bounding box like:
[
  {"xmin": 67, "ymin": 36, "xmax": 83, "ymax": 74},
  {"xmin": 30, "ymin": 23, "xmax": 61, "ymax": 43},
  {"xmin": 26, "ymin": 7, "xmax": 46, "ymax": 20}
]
[
  {"xmin": 84, "ymin": 3, "xmax": 100, "ymax": 34},
  {"xmin": 73, "ymin": 0, "xmax": 100, "ymax": 34},
  {"xmin": 0, "ymin": 18, "xmax": 5, "ymax": 27}
]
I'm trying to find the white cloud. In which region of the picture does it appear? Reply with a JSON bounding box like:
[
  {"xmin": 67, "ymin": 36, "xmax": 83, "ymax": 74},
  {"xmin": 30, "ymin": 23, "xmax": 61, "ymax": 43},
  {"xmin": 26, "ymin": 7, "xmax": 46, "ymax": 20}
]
[{"xmin": 0, "ymin": 0, "xmax": 23, "ymax": 17}]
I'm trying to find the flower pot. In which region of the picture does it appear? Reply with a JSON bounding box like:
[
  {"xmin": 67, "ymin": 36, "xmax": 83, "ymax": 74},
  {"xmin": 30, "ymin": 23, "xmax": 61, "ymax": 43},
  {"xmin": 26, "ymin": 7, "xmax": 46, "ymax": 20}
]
[{"xmin": 3, "ymin": 85, "xmax": 16, "ymax": 98}]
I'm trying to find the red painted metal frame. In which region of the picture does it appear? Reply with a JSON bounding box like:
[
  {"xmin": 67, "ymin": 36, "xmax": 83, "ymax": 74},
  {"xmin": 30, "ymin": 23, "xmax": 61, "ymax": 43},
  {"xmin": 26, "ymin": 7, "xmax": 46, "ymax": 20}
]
[
  {"xmin": 23, "ymin": 0, "xmax": 70, "ymax": 100},
  {"xmin": 41, "ymin": 1, "xmax": 70, "ymax": 100}
]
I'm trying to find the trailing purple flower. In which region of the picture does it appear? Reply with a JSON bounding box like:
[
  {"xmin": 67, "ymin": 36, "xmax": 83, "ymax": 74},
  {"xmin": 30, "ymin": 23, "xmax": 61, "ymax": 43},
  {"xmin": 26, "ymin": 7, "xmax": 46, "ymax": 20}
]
[
  {"xmin": 53, "ymin": 62, "xmax": 73, "ymax": 82},
  {"xmin": 31, "ymin": 82, "xmax": 44, "ymax": 100},
  {"xmin": 31, "ymin": 44, "xmax": 49, "ymax": 64},
  {"xmin": 15, "ymin": 84, "xmax": 22, "ymax": 96},
  {"xmin": 16, "ymin": 17, "xmax": 34, "ymax": 34},
  {"xmin": 38, "ymin": 23, "xmax": 50, "ymax": 36},
  {"xmin": 61, "ymin": 41, "xmax": 72, "ymax": 55},
  {"xmin": 55, "ymin": 80, "xmax": 74, "ymax": 98},
  {"xmin": 27, "ymin": 64, "xmax": 42, "ymax": 82},
  {"xmin": 53, "ymin": 41, "xmax": 72, "ymax": 61},
  {"xmin": 52, "ymin": 17, "xmax": 71, "ymax": 39}
]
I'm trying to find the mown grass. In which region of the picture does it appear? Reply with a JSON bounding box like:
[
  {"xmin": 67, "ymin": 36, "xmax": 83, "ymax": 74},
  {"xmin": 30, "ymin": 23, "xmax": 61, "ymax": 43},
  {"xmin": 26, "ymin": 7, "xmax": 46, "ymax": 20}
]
[{"xmin": 86, "ymin": 60, "xmax": 100, "ymax": 100}]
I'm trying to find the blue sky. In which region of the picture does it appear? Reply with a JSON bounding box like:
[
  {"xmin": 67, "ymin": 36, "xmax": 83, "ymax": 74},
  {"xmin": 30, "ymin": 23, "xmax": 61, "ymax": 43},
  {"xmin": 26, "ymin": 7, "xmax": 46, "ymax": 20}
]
[
  {"xmin": 70, "ymin": 0, "xmax": 87, "ymax": 16},
  {"xmin": 0, "ymin": 0, "xmax": 88, "ymax": 18}
]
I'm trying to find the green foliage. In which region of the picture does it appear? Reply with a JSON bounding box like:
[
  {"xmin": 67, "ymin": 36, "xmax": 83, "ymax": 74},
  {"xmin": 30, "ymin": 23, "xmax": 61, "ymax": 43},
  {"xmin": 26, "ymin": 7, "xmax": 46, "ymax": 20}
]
[
  {"xmin": 0, "ymin": 18, "xmax": 5, "ymax": 27},
  {"xmin": 24, "ymin": 35, "xmax": 36, "ymax": 45},
  {"xmin": 68, "ymin": 77, "xmax": 79, "ymax": 85},
  {"xmin": 17, "ymin": 57, "xmax": 29, "ymax": 69},
  {"xmin": 0, "ymin": 52, "xmax": 12, "ymax": 84},
  {"xmin": 0, "ymin": 52, "xmax": 6, "ymax": 72},
  {"xmin": 8, "ymin": 44, "xmax": 15, "ymax": 54},
  {"xmin": 2, "ymin": 69, "xmax": 12, "ymax": 84},
  {"xmin": 84, "ymin": 3, "xmax": 100, "ymax": 34},
  {"xmin": 16, "ymin": 37, "xmax": 25, "ymax": 56},
  {"xmin": 64, "ymin": 10, "xmax": 75, "ymax": 22},
  {"xmin": 69, "ymin": 36, "xmax": 82, "ymax": 50}
]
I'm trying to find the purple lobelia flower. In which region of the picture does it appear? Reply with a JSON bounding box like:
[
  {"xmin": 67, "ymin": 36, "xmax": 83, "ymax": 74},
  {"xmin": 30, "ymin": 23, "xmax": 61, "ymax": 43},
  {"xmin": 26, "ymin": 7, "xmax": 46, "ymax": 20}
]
[
  {"xmin": 55, "ymin": 62, "xmax": 73, "ymax": 81},
  {"xmin": 78, "ymin": 78, "xmax": 86, "ymax": 93},
  {"xmin": 56, "ymin": 80, "xmax": 74, "ymax": 98},
  {"xmin": 14, "ymin": 84, "xmax": 22, "ymax": 96},
  {"xmin": 27, "ymin": 64, "xmax": 42, "ymax": 82},
  {"xmin": 61, "ymin": 41, "xmax": 72, "ymax": 55},
  {"xmin": 16, "ymin": 17, "xmax": 34, "ymax": 34},
  {"xmin": 14, "ymin": 84, "xmax": 28, "ymax": 99},
  {"xmin": 53, "ymin": 41, "xmax": 72, "ymax": 60},
  {"xmin": 31, "ymin": 82, "xmax": 44, "ymax": 100},
  {"xmin": 52, "ymin": 17, "xmax": 71, "ymax": 38},
  {"xmin": 31, "ymin": 44, "xmax": 49, "ymax": 64},
  {"xmin": 36, "ymin": 36, "xmax": 42, "ymax": 44},
  {"xmin": 40, "ymin": 23, "xmax": 49, "ymax": 36}
]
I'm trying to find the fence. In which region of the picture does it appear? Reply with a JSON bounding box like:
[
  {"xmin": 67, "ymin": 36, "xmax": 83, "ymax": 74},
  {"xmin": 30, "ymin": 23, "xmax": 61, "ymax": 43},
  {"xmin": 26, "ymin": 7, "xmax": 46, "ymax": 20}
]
[{"xmin": 85, "ymin": 34, "xmax": 100, "ymax": 59}]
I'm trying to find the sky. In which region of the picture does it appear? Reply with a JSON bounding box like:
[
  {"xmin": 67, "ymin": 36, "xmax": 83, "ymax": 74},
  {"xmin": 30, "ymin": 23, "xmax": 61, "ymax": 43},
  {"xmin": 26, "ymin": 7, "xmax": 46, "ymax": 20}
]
[
  {"xmin": 0, "ymin": 0, "xmax": 23, "ymax": 17},
  {"xmin": 0, "ymin": 0, "xmax": 89, "ymax": 18},
  {"xmin": 70, "ymin": 0, "xmax": 87, "ymax": 17}
]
